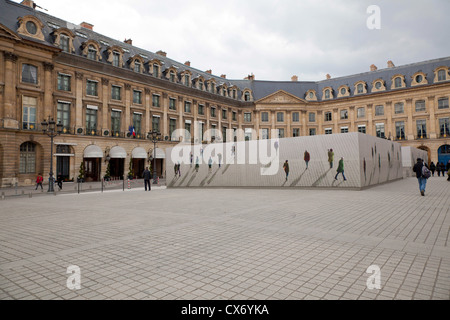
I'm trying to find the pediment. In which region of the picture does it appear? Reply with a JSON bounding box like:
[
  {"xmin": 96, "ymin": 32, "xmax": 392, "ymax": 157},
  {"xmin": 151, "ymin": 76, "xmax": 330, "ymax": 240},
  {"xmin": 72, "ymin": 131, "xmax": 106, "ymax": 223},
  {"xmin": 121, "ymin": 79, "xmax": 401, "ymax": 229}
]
[
  {"xmin": 256, "ymin": 90, "xmax": 306, "ymax": 104},
  {"xmin": 0, "ymin": 23, "xmax": 22, "ymax": 41}
]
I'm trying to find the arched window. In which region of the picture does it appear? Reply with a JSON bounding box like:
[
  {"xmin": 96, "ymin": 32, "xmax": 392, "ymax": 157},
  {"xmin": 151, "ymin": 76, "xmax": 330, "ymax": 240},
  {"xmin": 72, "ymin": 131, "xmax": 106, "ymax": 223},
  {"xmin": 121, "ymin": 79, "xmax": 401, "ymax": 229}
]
[
  {"xmin": 438, "ymin": 70, "xmax": 446, "ymax": 81},
  {"xmin": 357, "ymin": 83, "xmax": 364, "ymax": 94},
  {"xmin": 20, "ymin": 142, "xmax": 36, "ymax": 174},
  {"xmin": 88, "ymin": 45, "xmax": 97, "ymax": 60},
  {"xmin": 394, "ymin": 77, "xmax": 402, "ymax": 88},
  {"xmin": 244, "ymin": 91, "xmax": 251, "ymax": 101},
  {"xmin": 325, "ymin": 89, "xmax": 330, "ymax": 99}
]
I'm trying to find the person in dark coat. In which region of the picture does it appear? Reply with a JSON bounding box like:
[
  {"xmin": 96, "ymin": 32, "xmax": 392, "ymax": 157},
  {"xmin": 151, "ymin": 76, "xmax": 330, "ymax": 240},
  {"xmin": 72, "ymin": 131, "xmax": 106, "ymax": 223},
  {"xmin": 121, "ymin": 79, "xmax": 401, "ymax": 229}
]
[
  {"xmin": 429, "ymin": 162, "xmax": 436, "ymax": 176},
  {"xmin": 304, "ymin": 150, "xmax": 310, "ymax": 169},
  {"xmin": 437, "ymin": 162, "xmax": 445, "ymax": 177},
  {"xmin": 142, "ymin": 167, "xmax": 151, "ymax": 191},
  {"xmin": 283, "ymin": 160, "xmax": 289, "ymax": 181},
  {"xmin": 334, "ymin": 157, "xmax": 347, "ymax": 181}
]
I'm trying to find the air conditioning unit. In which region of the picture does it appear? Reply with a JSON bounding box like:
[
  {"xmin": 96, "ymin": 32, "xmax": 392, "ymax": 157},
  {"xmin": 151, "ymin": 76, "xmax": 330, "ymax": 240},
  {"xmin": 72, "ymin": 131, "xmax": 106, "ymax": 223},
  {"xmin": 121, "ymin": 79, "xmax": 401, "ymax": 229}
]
[
  {"xmin": 164, "ymin": 136, "xmax": 169, "ymax": 141},
  {"xmin": 103, "ymin": 129, "xmax": 110, "ymax": 137},
  {"xmin": 76, "ymin": 127, "xmax": 84, "ymax": 135}
]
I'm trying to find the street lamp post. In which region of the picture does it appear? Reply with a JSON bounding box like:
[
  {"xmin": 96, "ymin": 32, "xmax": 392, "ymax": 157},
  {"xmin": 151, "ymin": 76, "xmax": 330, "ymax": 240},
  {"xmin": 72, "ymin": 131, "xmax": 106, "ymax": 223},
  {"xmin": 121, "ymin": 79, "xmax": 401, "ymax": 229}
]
[
  {"xmin": 148, "ymin": 129, "xmax": 161, "ymax": 184},
  {"xmin": 41, "ymin": 117, "xmax": 63, "ymax": 192}
]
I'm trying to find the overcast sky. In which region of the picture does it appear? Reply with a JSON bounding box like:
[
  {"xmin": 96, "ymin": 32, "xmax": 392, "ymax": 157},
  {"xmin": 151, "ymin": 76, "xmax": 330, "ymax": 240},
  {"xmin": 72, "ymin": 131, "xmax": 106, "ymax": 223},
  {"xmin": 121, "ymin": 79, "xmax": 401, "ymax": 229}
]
[{"xmin": 18, "ymin": 0, "xmax": 450, "ymax": 81}]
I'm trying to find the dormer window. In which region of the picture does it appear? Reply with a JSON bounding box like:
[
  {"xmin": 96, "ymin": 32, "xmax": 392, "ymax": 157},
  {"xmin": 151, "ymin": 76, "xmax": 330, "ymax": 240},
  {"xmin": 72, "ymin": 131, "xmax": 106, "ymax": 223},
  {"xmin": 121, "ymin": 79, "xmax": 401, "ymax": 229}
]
[
  {"xmin": 112, "ymin": 51, "xmax": 120, "ymax": 67},
  {"xmin": 18, "ymin": 16, "xmax": 45, "ymax": 41},
  {"xmin": 324, "ymin": 89, "xmax": 330, "ymax": 99},
  {"xmin": 233, "ymin": 89, "xmax": 237, "ymax": 99},
  {"xmin": 357, "ymin": 84, "xmax": 363, "ymax": 93},
  {"xmin": 26, "ymin": 21, "xmax": 37, "ymax": 35},
  {"xmin": 244, "ymin": 91, "xmax": 251, "ymax": 101},
  {"xmin": 438, "ymin": 70, "xmax": 446, "ymax": 81},
  {"xmin": 153, "ymin": 64, "xmax": 160, "ymax": 78},
  {"xmin": 394, "ymin": 77, "xmax": 402, "ymax": 88},
  {"xmin": 199, "ymin": 80, "xmax": 204, "ymax": 90},
  {"xmin": 170, "ymin": 71, "xmax": 176, "ymax": 82},
  {"xmin": 184, "ymin": 74, "xmax": 190, "ymax": 86},
  {"xmin": 88, "ymin": 45, "xmax": 97, "ymax": 60},
  {"xmin": 60, "ymin": 34, "xmax": 70, "ymax": 52},
  {"xmin": 134, "ymin": 60, "xmax": 141, "ymax": 73},
  {"xmin": 375, "ymin": 81, "xmax": 382, "ymax": 89}
]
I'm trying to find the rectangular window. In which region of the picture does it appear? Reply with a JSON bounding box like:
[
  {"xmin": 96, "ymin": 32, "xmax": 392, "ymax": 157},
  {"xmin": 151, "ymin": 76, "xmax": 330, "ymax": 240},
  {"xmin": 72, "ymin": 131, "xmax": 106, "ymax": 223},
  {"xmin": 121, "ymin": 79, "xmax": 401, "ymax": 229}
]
[
  {"xmin": 292, "ymin": 112, "xmax": 299, "ymax": 122},
  {"xmin": 415, "ymin": 100, "xmax": 426, "ymax": 112},
  {"xmin": 309, "ymin": 128, "xmax": 316, "ymax": 136},
  {"xmin": 324, "ymin": 112, "xmax": 332, "ymax": 122},
  {"xmin": 278, "ymin": 128, "xmax": 285, "ymax": 138},
  {"xmin": 153, "ymin": 64, "xmax": 159, "ymax": 77},
  {"xmin": 222, "ymin": 109, "xmax": 227, "ymax": 119},
  {"xmin": 111, "ymin": 110, "xmax": 121, "ymax": 134},
  {"xmin": 86, "ymin": 108, "xmax": 97, "ymax": 133},
  {"xmin": 86, "ymin": 80, "xmax": 98, "ymax": 96},
  {"xmin": 375, "ymin": 105, "xmax": 384, "ymax": 116},
  {"xmin": 111, "ymin": 86, "xmax": 121, "ymax": 100},
  {"xmin": 22, "ymin": 96, "xmax": 37, "ymax": 130},
  {"xmin": 358, "ymin": 125, "xmax": 366, "ymax": 134},
  {"xmin": 394, "ymin": 102, "xmax": 404, "ymax": 114},
  {"xmin": 133, "ymin": 90, "xmax": 142, "ymax": 104},
  {"xmin": 325, "ymin": 128, "xmax": 332, "ymax": 135},
  {"xmin": 152, "ymin": 116, "xmax": 160, "ymax": 132},
  {"xmin": 222, "ymin": 127, "xmax": 227, "ymax": 142},
  {"xmin": 439, "ymin": 118, "xmax": 449, "ymax": 137},
  {"xmin": 184, "ymin": 74, "xmax": 190, "ymax": 86},
  {"xmin": 169, "ymin": 98, "xmax": 176, "ymax": 110},
  {"xmin": 340, "ymin": 110, "xmax": 348, "ymax": 120},
  {"xmin": 198, "ymin": 104, "xmax": 204, "ymax": 115},
  {"xmin": 416, "ymin": 119, "xmax": 427, "ymax": 138},
  {"xmin": 375, "ymin": 123, "xmax": 385, "ymax": 138},
  {"xmin": 185, "ymin": 122, "xmax": 191, "ymax": 140},
  {"xmin": 152, "ymin": 94, "xmax": 160, "ymax": 107},
  {"xmin": 88, "ymin": 46, "xmax": 97, "ymax": 60},
  {"xmin": 22, "ymin": 64, "xmax": 38, "ymax": 84},
  {"xmin": 395, "ymin": 121, "xmax": 405, "ymax": 140},
  {"xmin": 438, "ymin": 98, "xmax": 449, "ymax": 109},
  {"xmin": 169, "ymin": 119, "xmax": 177, "ymax": 140},
  {"xmin": 184, "ymin": 101, "xmax": 191, "ymax": 113},
  {"xmin": 20, "ymin": 142, "xmax": 36, "ymax": 174},
  {"xmin": 232, "ymin": 111, "xmax": 237, "ymax": 121},
  {"xmin": 292, "ymin": 128, "xmax": 300, "ymax": 137},
  {"xmin": 211, "ymin": 107, "xmax": 216, "ymax": 117},
  {"xmin": 133, "ymin": 113, "xmax": 142, "ymax": 136},
  {"xmin": 309, "ymin": 113, "xmax": 316, "ymax": 122},
  {"xmin": 57, "ymin": 102, "xmax": 70, "ymax": 132},
  {"xmin": 134, "ymin": 61, "xmax": 141, "ymax": 73},
  {"xmin": 244, "ymin": 112, "xmax": 252, "ymax": 122},
  {"xmin": 277, "ymin": 112, "xmax": 284, "ymax": 122},
  {"xmin": 57, "ymin": 74, "xmax": 71, "ymax": 91},
  {"xmin": 357, "ymin": 107, "xmax": 365, "ymax": 118},
  {"xmin": 340, "ymin": 127, "xmax": 349, "ymax": 133},
  {"xmin": 261, "ymin": 112, "xmax": 269, "ymax": 122},
  {"xmin": 261, "ymin": 128, "xmax": 269, "ymax": 139}
]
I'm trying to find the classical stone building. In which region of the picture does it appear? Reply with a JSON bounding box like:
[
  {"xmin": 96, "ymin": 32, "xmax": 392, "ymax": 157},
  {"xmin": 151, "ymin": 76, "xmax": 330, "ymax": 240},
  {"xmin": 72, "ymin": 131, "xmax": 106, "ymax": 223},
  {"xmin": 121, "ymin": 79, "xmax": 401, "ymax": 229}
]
[{"xmin": 0, "ymin": 0, "xmax": 449, "ymax": 186}]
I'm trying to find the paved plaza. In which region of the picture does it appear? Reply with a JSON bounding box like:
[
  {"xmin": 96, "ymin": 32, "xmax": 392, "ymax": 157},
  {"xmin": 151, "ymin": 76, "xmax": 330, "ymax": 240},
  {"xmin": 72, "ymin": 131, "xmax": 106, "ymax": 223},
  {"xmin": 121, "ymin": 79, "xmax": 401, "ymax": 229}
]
[{"xmin": 0, "ymin": 177, "xmax": 449, "ymax": 300}]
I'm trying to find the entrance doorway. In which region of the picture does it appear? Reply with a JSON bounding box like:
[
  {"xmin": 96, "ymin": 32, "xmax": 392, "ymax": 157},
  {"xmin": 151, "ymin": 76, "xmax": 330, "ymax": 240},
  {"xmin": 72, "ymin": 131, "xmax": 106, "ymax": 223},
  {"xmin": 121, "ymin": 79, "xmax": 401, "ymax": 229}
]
[
  {"xmin": 417, "ymin": 146, "xmax": 430, "ymax": 165},
  {"xmin": 110, "ymin": 158, "xmax": 125, "ymax": 179},
  {"xmin": 438, "ymin": 144, "xmax": 450, "ymax": 167},
  {"xmin": 84, "ymin": 158, "xmax": 101, "ymax": 182},
  {"xmin": 132, "ymin": 158, "xmax": 145, "ymax": 179}
]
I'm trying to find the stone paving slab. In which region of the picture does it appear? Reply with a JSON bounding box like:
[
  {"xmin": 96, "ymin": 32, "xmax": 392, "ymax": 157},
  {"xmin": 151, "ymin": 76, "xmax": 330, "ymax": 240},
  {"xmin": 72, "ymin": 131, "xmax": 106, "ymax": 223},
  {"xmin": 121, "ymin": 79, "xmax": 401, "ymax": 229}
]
[{"xmin": 0, "ymin": 177, "xmax": 449, "ymax": 300}]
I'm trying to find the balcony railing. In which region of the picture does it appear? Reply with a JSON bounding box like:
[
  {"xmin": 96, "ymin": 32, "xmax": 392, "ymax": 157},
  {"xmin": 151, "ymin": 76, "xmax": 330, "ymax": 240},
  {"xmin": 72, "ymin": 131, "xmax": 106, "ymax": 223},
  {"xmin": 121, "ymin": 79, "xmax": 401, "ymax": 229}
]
[{"xmin": 416, "ymin": 134, "xmax": 428, "ymax": 140}]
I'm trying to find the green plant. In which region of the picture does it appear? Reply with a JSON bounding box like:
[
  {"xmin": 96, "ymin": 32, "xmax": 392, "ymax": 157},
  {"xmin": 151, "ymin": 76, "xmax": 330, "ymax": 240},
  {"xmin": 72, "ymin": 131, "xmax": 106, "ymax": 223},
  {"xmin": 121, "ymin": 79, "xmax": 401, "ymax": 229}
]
[
  {"xmin": 104, "ymin": 162, "xmax": 111, "ymax": 179},
  {"xmin": 128, "ymin": 158, "xmax": 134, "ymax": 178},
  {"xmin": 78, "ymin": 162, "xmax": 85, "ymax": 180}
]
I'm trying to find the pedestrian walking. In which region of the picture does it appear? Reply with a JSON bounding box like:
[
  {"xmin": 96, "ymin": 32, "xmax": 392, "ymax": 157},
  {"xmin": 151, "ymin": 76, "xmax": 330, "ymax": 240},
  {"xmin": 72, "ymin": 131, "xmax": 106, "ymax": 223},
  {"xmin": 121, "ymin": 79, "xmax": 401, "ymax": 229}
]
[
  {"xmin": 283, "ymin": 160, "xmax": 289, "ymax": 181},
  {"xmin": 439, "ymin": 162, "xmax": 446, "ymax": 177},
  {"xmin": 304, "ymin": 150, "xmax": 310, "ymax": 169},
  {"xmin": 56, "ymin": 175, "xmax": 63, "ymax": 190},
  {"xmin": 429, "ymin": 161, "xmax": 436, "ymax": 176},
  {"xmin": 35, "ymin": 173, "xmax": 43, "ymax": 190},
  {"xmin": 195, "ymin": 156, "xmax": 200, "ymax": 173},
  {"xmin": 413, "ymin": 158, "xmax": 429, "ymax": 196},
  {"xmin": 174, "ymin": 163, "xmax": 178, "ymax": 176},
  {"xmin": 190, "ymin": 152, "xmax": 193, "ymax": 167},
  {"xmin": 208, "ymin": 157, "xmax": 213, "ymax": 173},
  {"xmin": 177, "ymin": 162, "xmax": 181, "ymax": 177},
  {"xmin": 218, "ymin": 153, "xmax": 222, "ymax": 168},
  {"xmin": 142, "ymin": 167, "xmax": 151, "ymax": 191},
  {"xmin": 328, "ymin": 149, "xmax": 334, "ymax": 169},
  {"xmin": 334, "ymin": 157, "xmax": 347, "ymax": 181}
]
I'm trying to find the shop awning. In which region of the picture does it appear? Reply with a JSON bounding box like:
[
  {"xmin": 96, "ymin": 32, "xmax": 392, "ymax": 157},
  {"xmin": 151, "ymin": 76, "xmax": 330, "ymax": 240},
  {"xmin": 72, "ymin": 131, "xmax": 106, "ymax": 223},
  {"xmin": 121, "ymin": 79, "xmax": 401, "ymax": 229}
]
[
  {"xmin": 150, "ymin": 148, "xmax": 165, "ymax": 159},
  {"xmin": 83, "ymin": 145, "xmax": 102, "ymax": 158},
  {"xmin": 110, "ymin": 146, "xmax": 127, "ymax": 158},
  {"xmin": 131, "ymin": 147, "xmax": 147, "ymax": 159}
]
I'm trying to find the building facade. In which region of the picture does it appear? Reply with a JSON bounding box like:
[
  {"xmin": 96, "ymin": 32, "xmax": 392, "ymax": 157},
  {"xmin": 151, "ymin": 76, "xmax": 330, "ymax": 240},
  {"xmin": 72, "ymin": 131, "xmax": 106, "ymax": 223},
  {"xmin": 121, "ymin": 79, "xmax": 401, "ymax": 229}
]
[{"xmin": 0, "ymin": 0, "xmax": 449, "ymax": 186}]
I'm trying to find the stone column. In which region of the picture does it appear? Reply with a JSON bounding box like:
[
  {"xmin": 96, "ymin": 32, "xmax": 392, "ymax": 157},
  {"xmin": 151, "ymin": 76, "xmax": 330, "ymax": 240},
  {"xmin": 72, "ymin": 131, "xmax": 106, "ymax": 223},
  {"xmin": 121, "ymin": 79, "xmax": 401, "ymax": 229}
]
[
  {"xmin": 286, "ymin": 111, "xmax": 291, "ymax": 137},
  {"xmin": 427, "ymin": 95, "xmax": 437, "ymax": 139},
  {"xmin": 406, "ymin": 98, "xmax": 414, "ymax": 140},
  {"xmin": 333, "ymin": 108, "xmax": 338, "ymax": 133},
  {"xmin": 75, "ymin": 71, "xmax": 84, "ymax": 128},
  {"xmin": 301, "ymin": 110, "xmax": 307, "ymax": 136},
  {"xmin": 349, "ymin": 106, "xmax": 355, "ymax": 132},
  {"xmin": 43, "ymin": 62, "xmax": 54, "ymax": 121},
  {"xmin": 3, "ymin": 52, "xmax": 18, "ymax": 128},
  {"xmin": 366, "ymin": 104, "xmax": 373, "ymax": 136},
  {"xmin": 124, "ymin": 84, "xmax": 131, "ymax": 134},
  {"xmin": 101, "ymin": 78, "xmax": 109, "ymax": 131},
  {"xmin": 145, "ymin": 89, "xmax": 151, "ymax": 133},
  {"xmin": 162, "ymin": 92, "xmax": 169, "ymax": 139},
  {"xmin": 385, "ymin": 101, "xmax": 392, "ymax": 139},
  {"xmin": 317, "ymin": 110, "xmax": 323, "ymax": 134}
]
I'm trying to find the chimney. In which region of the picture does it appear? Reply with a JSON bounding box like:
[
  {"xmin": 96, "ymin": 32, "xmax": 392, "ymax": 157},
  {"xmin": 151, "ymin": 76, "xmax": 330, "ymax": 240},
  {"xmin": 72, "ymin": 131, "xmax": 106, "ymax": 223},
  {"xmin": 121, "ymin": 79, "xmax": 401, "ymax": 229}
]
[
  {"xmin": 124, "ymin": 39, "xmax": 132, "ymax": 45},
  {"xmin": 220, "ymin": 74, "xmax": 226, "ymax": 79},
  {"xmin": 80, "ymin": 22, "xmax": 94, "ymax": 30},
  {"xmin": 326, "ymin": 74, "xmax": 331, "ymax": 80},
  {"xmin": 291, "ymin": 75, "xmax": 298, "ymax": 82},
  {"xmin": 205, "ymin": 69, "xmax": 212, "ymax": 74},
  {"xmin": 20, "ymin": 0, "xmax": 35, "ymax": 8},
  {"xmin": 244, "ymin": 73, "xmax": 255, "ymax": 81},
  {"xmin": 370, "ymin": 64, "xmax": 378, "ymax": 71},
  {"xmin": 184, "ymin": 61, "xmax": 190, "ymax": 67},
  {"xmin": 156, "ymin": 50, "xmax": 167, "ymax": 57},
  {"xmin": 387, "ymin": 60, "xmax": 395, "ymax": 68}
]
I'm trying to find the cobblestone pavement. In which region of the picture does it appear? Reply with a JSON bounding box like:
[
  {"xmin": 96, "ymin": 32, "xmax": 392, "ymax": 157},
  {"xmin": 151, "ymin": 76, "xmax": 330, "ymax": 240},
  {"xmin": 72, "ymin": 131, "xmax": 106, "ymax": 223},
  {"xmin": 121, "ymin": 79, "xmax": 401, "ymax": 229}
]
[{"xmin": 0, "ymin": 177, "xmax": 449, "ymax": 300}]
